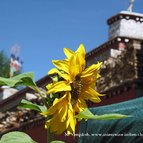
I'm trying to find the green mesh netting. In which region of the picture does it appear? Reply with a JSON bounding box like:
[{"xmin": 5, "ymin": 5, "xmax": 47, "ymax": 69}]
[{"xmin": 78, "ymin": 97, "xmax": 143, "ymax": 143}]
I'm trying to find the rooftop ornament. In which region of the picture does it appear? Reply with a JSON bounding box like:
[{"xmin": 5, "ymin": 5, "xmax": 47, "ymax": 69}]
[{"xmin": 128, "ymin": 0, "xmax": 135, "ymax": 12}]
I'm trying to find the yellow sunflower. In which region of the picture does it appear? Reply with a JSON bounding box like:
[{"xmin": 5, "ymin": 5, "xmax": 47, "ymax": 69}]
[{"xmin": 41, "ymin": 44, "xmax": 103, "ymax": 134}]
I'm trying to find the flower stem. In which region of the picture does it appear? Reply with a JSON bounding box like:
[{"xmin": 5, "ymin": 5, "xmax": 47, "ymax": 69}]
[
  {"xmin": 47, "ymin": 129, "xmax": 53, "ymax": 143},
  {"xmin": 35, "ymin": 87, "xmax": 49, "ymax": 108},
  {"xmin": 35, "ymin": 87, "xmax": 53, "ymax": 142}
]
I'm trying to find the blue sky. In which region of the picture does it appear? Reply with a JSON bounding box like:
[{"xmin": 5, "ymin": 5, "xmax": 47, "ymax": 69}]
[{"xmin": 0, "ymin": 0, "xmax": 143, "ymax": 80}]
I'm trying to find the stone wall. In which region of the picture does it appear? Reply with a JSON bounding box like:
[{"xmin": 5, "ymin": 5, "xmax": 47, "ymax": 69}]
[{"xmin": 97, "ymin": 43, "xmax": 136, "ymax": 93}]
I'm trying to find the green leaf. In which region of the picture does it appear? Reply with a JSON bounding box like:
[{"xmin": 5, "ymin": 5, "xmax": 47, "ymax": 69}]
[
  {"xmin": 0, "ymin": 72, "xmax": 37, "ymax": 90},
  {"xmin": 92, "ymin": 113, "xmax": 130, "ymax": 120},
  {"xmin": 50, "ymin": 141, "xmax": 65, "ymax": 143},
  {"xmin": 50, "ymin": 75, "xmax": 59, "ymax": 82},
  {"xmin": 75, "ymin": 108, "xmax": 129, "ymax": 121},
  {"xmin": 19, "ymin": 99, "xmax": 47, "ymax": 112},
  {"xmin": 0, "ymin": 131, "xmax": 37, "ymax": 143}
]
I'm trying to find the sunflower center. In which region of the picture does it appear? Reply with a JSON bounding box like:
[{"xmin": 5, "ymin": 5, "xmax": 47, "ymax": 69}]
[{"xmin": 71, "ymin": 75, "xmax": 83, "ymax": 102}]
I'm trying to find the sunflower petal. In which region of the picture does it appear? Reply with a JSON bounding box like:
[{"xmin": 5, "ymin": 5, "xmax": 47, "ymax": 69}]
[
  {"xmin": 81, "ymin": 62, "xmax": 102, "ymax": 78},
  {"xmin": 69, "ymin": 53, "xmax": 80, "ymax": 80},
  {"xmin": 76, "ymin": 44, "xmax": 86, "ymax": 72},
  {"xmin": 48, "ymin": 68, "xmax": 59, "ymax": 75},
  {"xmin": 48, "ymin": 68, "xmax": 71, "ymax": 81},
  {"xmin": 76, "ymin": 44, "xmax": 86, "ymax": 58},
  {"xmin": 64, "ymin": 48, "xmax": 74, "ymax": 59},
  {"xmin": 73, "ymin": 98, "xmax": 87, "ymax": 113},
  {"xmin": 82, "ymin": 87, "xmax": 104, "ymax": 103},
  {"xmin": 47, "ymin": 81, "xmax": 71, "ymax": 94},
  {"xmin": 52, "ymin": 60, "xmax": 69, "ymax": 74},
  {"xmin": 67, "ymin": 104, "xmax": 76, "ymax": 133}
]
